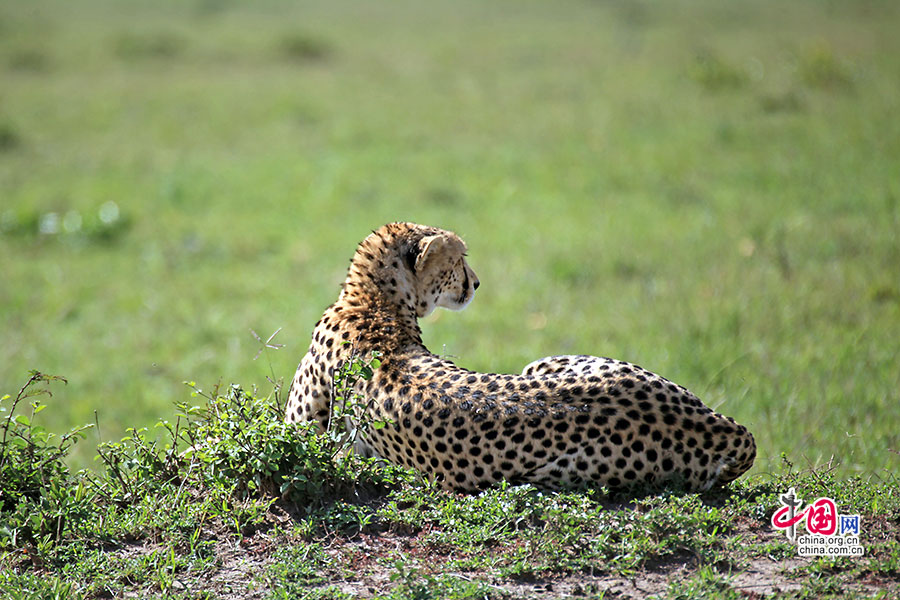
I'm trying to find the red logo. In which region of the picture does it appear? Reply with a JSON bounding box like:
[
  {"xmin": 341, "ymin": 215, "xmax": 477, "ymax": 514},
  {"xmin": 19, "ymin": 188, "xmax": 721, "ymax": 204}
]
[
  {"xmin": 772, "ymin": 487, "xmax": 856, "ymax": 541},
  {"xmin": 806, "ymin": 498, "xmax": 837, "ymax": 535},
  {"xmin": 772, "ymin": 496, "xmax": 838, "ymax": 534},
  {"xmin": 771, "ymin": 487, "xmax": 864, "ymax": 556}
]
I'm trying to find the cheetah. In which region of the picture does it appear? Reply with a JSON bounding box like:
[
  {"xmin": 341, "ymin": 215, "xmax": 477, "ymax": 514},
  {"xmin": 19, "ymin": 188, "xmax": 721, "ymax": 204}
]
[{"xmin": 286, "ymin": 222, "xmax": 756, "ymax": 492}]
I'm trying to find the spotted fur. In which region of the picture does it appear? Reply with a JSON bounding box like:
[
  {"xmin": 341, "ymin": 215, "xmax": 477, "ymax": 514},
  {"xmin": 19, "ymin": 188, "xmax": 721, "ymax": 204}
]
[{"xmin": 286, "ymin": 222, "xmax": 756, "ymax": 492}]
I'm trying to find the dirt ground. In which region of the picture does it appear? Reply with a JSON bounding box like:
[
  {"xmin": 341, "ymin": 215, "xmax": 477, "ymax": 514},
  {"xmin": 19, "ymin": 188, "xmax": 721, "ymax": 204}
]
[{"xmin": 144, "ymin": 510, "xmax": 898, "ymax": 599}]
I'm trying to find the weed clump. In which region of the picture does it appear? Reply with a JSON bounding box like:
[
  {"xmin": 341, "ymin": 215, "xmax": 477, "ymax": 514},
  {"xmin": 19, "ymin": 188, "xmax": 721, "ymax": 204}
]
[
  {"xmin": 0, "ymin": 372, "xmax": 93, "ymax": 550},
  {"xmin": 157, "ymin": 379, "xmax": 407, "ymax": 508},
  {"xmin": 0, "ymin": 352, "xmax": 410, "ymax": 571},
  {"xmin": 7, "ymin": 48, "xmax": 52, "ymax": 72},
  {"xmin": 277, "ymin": 31, "xmax": 333, "ymax": 63},
  {"xmin": 798, "ymin": 44, "xmax": 854, "ymax": 90},
  {"xmin": 0, "ymin": 122, "xmax": 21, "ymax": 152},
  {"xmin": 113, "ymin": 31, "xmax": 186, "ymax": 61},
  {"xmin": 688, "ymin": 50, "xmax": 748, "ymax": 91},
  {"xmin": 89, "ymin": 350, "xmax": 409, "ymax": 516}
]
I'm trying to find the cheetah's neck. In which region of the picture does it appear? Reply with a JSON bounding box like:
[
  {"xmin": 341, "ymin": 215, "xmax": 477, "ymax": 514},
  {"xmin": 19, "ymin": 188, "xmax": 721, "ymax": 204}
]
[
  {"xmin": 331, "ymin": 230, "xmax": 426, "ymax": 354},
  {"xmin": 328, "ymin": 300, "xmax": 425, "ymax": 356}
]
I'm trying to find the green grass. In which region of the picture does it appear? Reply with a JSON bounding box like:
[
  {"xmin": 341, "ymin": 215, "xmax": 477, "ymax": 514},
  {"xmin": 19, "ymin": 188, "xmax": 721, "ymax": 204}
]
[{"xmin": 3, "ymin": 371, "xmax": 899, "ymax": 598}]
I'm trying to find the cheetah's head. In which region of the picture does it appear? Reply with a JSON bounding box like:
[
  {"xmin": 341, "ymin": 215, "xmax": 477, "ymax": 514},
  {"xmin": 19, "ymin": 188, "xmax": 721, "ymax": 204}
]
[{"xmin": 398, "ymin": 224, "xmax": 480, "ymax": 318}]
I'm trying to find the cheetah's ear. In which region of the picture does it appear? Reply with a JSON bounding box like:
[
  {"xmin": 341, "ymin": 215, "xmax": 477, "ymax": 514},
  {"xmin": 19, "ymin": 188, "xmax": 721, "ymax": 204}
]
[
  {"xmin": 414, "ymin": 234, "xmax": 449, "ymax": 272},
  {"xmin": 400, "ymin": 238, "xmax": 421, "ymax": 273}
]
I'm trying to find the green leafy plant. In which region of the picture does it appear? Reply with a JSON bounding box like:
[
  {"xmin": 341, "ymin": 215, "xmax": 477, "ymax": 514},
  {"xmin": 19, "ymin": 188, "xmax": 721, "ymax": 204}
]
[
  {"xmin": 665, "ymin": 565, "xmax": 742, "ymax": 600},
  {"xmin": 91, "ymin": 351, "xmax": 409, "ymax": 513},
  {"xmin": 0, "ymin": 572, "xmax": 75, "ymax": 600},
  {"xmin": 0, "ymin": 372, "xmax": 94, "ymax": 550},
  {"xmin": 386, "ymin": 559, "xmax": 509, "ymax": 600},
  {"xmin": 325, "ymin": 345, "xmax": 389, "ymax": 455}
]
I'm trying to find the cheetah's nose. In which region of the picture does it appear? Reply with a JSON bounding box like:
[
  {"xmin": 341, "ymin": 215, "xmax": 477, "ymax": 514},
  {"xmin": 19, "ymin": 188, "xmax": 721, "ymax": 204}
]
[{"xmin": 473, "ymin": 278, "xmax": 480, "ymax": 290}]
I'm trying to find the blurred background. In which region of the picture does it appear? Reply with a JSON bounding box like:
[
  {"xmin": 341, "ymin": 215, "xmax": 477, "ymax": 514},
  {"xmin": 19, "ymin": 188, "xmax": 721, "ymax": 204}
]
[{"xmin": 1, "ymin": 0, "xmax": 898, "ymax": 478}]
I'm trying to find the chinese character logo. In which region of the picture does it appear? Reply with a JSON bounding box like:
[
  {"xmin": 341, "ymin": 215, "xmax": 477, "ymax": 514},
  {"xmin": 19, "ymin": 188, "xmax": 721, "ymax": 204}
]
[
  {"xmin": 771, "ymin": 487, "xmax": 805, "ymax": 541},
  {"xmin": 807, "ymin": 497, "xmax": 837, "ymax": 536},
  {"xmin": 771, "ymin": 487, "xmax": 864, "ymax": 557},
  {"xmin": 840, "ymin": 515, "xmax": 860, "ymax": 536}
]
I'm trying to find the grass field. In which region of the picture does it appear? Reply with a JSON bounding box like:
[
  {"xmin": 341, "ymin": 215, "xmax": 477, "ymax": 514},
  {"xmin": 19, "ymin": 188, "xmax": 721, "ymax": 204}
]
[
  {"xmin": 3, "ymin": 371, "xmax": 900, "ymax": 599},
  {"xmin": 2, "ymin": 0, "xmax": 899, "ymax": 482},
  {"xmin": 3, "ymin": 2, "xmax": 900, "ymax": 598}
]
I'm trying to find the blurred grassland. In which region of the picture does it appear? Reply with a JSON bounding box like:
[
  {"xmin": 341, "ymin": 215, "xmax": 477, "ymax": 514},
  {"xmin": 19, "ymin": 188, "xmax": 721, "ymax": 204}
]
[{"xmin": 1, "ymin": 0, "xmax": 899, "ymax": 477}]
